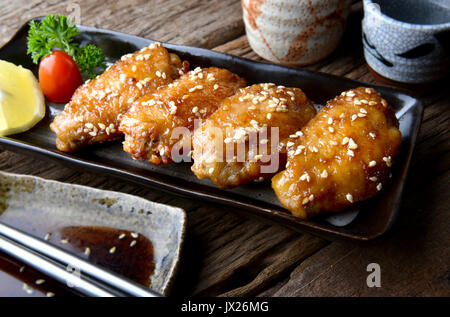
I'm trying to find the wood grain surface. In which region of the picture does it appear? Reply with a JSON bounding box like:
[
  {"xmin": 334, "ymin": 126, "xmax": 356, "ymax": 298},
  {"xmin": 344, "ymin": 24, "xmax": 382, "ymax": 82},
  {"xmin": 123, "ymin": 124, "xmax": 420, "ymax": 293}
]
[{"xmin": 0, "ymin": 0, "xmax": 448, "ymax": 297}]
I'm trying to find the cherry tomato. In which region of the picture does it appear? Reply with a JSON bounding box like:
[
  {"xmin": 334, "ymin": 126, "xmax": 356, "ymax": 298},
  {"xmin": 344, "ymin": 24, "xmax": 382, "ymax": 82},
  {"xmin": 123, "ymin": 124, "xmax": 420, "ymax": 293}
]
[{"xmin": 38, "ymin": 50, "xmax": 83, "ymax": 103}]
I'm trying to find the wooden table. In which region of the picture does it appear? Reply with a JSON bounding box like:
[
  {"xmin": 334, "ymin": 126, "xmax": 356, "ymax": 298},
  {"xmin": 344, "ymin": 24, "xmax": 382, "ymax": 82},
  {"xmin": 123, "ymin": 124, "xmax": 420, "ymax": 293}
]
[{"xmin": 0, "ymin": 0, "xmax": 448, "ymax": 297}]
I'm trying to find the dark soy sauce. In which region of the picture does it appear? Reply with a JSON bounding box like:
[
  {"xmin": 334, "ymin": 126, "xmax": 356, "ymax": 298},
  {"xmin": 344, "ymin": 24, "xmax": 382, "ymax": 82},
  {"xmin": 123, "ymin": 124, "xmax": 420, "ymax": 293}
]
[{"xmin": 0, "ymin": 218, "xmax": 155, "ymax": 296}]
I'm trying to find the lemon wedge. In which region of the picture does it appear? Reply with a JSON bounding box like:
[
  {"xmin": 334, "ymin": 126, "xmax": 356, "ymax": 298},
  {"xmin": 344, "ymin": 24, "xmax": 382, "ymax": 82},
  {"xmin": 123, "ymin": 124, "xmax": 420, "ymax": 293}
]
[{"xmin": 0, "ymin": 60, "xmax": 45, "ymax": 136}]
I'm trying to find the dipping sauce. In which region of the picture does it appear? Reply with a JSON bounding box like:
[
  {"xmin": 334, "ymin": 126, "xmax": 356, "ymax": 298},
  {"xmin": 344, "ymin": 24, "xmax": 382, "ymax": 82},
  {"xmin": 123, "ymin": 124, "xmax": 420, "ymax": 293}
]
[{"xmin": 0, "ymin": 224, "xmax": 155, "ymax": 296}]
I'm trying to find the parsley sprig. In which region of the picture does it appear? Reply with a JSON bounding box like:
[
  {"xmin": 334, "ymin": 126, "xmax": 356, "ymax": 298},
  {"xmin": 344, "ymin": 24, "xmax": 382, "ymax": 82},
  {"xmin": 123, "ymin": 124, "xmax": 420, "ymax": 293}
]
[{"xmin": 27, "ymin": 14, "xmax": 106, "ymax": 79}]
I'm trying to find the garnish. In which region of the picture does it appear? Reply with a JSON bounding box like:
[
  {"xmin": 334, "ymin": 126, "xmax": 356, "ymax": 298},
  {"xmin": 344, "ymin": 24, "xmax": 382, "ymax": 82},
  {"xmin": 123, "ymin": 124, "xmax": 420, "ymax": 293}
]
[{"xmin": 27, "ymin": 14, "xmax": 106, "ymax": 79}]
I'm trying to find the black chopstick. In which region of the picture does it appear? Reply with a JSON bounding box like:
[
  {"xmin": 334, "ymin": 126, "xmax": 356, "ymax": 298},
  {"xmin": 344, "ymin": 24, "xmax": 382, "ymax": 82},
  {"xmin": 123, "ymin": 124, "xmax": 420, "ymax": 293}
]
[{"xmin": 0, "ymin": 222, "xmax": 162, "ymax": 297}]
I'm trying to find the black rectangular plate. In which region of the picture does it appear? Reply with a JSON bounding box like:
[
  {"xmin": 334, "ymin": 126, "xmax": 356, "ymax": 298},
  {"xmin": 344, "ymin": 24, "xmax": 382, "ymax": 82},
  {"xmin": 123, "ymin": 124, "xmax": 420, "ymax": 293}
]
[{"xmin": 0, "ymin": 19, "xmax": 423, "ymax": 241}]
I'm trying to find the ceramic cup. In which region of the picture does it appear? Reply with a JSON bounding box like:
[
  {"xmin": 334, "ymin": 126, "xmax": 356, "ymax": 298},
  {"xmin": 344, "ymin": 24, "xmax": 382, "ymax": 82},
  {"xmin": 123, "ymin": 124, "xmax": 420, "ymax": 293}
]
[
  {"xmin": 242, "ymin": 0, "xmax": 352, "ymax": 66},
  {"xmin": 362, "ymin": 0, "xmax": 450, "ymax": 84}
]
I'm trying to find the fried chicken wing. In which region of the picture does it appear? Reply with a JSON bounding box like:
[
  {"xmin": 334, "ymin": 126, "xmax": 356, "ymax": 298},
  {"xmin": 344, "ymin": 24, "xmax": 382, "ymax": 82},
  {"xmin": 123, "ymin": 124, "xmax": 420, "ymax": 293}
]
[
  {"xmin": 50, "ymin": 42, "xmax": 187, "ymax": 152},
  {"xmin": 119, "ymin": 67, "xmax": 246, "ymax": 165},
  {"xmin": 191, "ymin": 83, "xmax": 316, "ymax": 189},
  {"xmin": 271, "ymin": 87, "xmax": 402, "ymax": 219}
]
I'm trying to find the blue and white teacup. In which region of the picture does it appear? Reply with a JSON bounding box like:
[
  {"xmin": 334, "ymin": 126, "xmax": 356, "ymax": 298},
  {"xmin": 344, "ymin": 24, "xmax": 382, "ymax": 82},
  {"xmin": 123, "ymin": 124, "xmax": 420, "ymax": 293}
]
[{"xmin": 362, "ymin": 0, "xmax": 450, "ymax": 84}]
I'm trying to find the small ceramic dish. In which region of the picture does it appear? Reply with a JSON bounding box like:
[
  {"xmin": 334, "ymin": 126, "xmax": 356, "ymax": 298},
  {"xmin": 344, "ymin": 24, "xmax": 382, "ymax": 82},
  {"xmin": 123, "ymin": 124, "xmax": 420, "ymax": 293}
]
[
  {"xmin": 0, "ymin": 171, "xmax": 186, "ymax": 295},
  {"xmin": 362, "ymin": 0, "xmax": 450, "ymax": 83},
  {"xmin": 0, "ymin": 19, "xmax": 423, "ymax": 241}
]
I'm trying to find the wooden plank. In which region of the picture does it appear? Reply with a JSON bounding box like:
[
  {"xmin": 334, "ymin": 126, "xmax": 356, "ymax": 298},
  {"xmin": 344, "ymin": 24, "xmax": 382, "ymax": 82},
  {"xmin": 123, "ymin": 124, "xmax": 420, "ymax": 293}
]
[{"xmin": 0, "ymin": 0, "xmax": 245, "ymax": 49}]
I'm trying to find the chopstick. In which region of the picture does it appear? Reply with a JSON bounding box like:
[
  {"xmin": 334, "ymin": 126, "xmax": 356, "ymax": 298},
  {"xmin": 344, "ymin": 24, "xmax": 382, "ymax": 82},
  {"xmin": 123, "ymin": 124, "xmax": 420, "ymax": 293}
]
[{"xmin": 0, "ymin": 222, "xmax": 162, "ymax": 297}]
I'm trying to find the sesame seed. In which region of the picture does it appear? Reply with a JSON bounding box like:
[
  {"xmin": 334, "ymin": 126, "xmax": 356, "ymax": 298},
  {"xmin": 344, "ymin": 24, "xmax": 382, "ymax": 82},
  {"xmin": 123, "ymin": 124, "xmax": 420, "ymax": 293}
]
[
  {"xmin": 328, "ymin": 127, "xmax": 335, "ymax": 133},
  {"xmin": 369, "ymin": 176, "xmax": 377, "ymax": 182},
  {"xmin": 98, "ymin": 123, "xmax": 106, "ymax": 130},
  {"xmin": 131, "ymin": 232, "xmax": 139, "ymax": 238},
  {"xmin": 321, "ymin": 170, "xmax": 328, "ymax": 178},
  {"xmin": 294, "ymin": 146, "xmax": 304, "ymax": 155},
  {"xmin": 46, "ymin": 292, "xmax": 55, "ymax": 297},
  {"xmin": 213, "ymin": 84, "xmax": 219, "ymax": 90},
  {"xmin": 360, "ymin": 108, "xmax": 367, "ymax": 114},
  {"xmin": 309, "ymin": 194, "xmax": 314, "ymax": 202},
  {"xmin": 328, "ymin": 118, "xmax": 333, "ymax": 125},
  {"xmin": 346, "ymin": 91, "xmax": 356, "ymax": 97},
  {"xmin": 34, "ymin": 279, "xmax": 45, "ymax": 285},
  {"xmin": 132, "ymin": 65, "xmax": 137, "ymax": 72},
  {"xmin": 369, "ymin": 101, "xmax": 377, "ymax": 106},
  {"xmin": 109, "ymin": 246, "xmax": 117, "ymax": 254},
  {"xmin": 347, "ymin": 149, "xmax": 354, "ymax": 157},
  {"xmin": 192, "ymin": 106, "xmax": 199, "ymax": 113},
  {"xmin": 348, "ymin": 138, "xmax": 358, "ymax": 150},
  {"xmin": 130, "ymin": 240, "xmax": 137, "ymax": 247},
  {"xmin": 346, "ymin": 193, "xmax": 354, "ymax": 203},
  {"xmin": 296, "ymin": 131, "xmax": 303, "ymax": 137},
  {"xmin": 300, "ymin": 172, "xmax": 310, "ymax": 182},
  {"xmin": 302, "ymin": 197, "xmax": 310, "ymax": 205},
  {"xmin": 254, "ymin": 154, "xmax": 263, "ymax": 161},
  {"xmin": 155, "ymin": 70, "xmax": 161, "ymax": 77},
  {"xmin": 351, "ymin": 114, "xmax": 357, "ymax": 121},
  {"xmin": 376, "ymin": 183, "xmax": 382, "ymax": 191},
  {"xmin": 208, "ymin": 167, "xmax": 214, "ymax": 174},
  {"xmin": 369, "ymin": 160, "xmax": 377, "ymax": 167},
  {"xmin": 286, "ymin": 141, "xmax": 295, "ymax": 148},
  {"xmin": 23, "ymin": 284, "xmax": 33, "ymax": 294},
  {"xmin": 61, "ymin": 239, "xmax": 69, "ymax": 244},
  {"xmin": 267, "ymin": 113, "xmax": 272, "ymax": 120},
  {"xmin": 383, "ymin": 156, "xmax": 392, "ymax": 167},
  {"xmin": 19, "ymin": 266, "xmax": 25, "ymax": 273},
  {"xmin": 44, "ymin": 233, "xmax": 51, "ymax": 241},
  {"xmin": 84, "ymin": 247, "xmax": 91, "ymax": 256},
  {"xmin": 342, "ymin": 137, "xmax": 349, "ymax": 145}
]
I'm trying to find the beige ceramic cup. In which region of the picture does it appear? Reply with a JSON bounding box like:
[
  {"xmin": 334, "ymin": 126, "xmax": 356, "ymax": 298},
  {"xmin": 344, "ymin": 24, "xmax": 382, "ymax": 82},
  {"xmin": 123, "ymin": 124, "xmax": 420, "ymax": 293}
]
[{"xmin": 242, "ymin": 0, "xmax": 352, "ymax": 66}]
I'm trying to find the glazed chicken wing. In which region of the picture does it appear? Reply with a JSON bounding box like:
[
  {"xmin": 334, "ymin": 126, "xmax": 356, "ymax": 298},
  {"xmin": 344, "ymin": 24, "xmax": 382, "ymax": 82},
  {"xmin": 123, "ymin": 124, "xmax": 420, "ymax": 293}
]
[
  {"xmin": 191, "ymin": 83, "xmax": 316, "ymax": 189},
  {"xmin": 272, "ymin": 87, "xmax": 402, "ymax": 219},
  {"xmin": 50, "ymin": 42, "xmax": 187, "ymax": 152},
  {"xmin": 119, "ymin": 67, "xmax": 246, "ymax": 165}
]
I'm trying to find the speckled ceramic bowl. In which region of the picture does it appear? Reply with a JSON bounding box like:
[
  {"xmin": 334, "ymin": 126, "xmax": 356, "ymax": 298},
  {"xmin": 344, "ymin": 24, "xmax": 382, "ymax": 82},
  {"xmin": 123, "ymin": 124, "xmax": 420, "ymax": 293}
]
[
  {"xmin": 242, "ymin": 0, "xmax": 352, "ymax": 66},
  {"xmin": 362, "ymin": 0, "xmax": 450, "ymax": 83}
]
